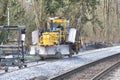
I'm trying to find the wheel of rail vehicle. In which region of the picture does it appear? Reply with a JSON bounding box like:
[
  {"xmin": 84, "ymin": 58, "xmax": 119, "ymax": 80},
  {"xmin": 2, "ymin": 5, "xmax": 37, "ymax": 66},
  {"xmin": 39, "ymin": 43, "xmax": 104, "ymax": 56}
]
[
  {"xmin": 40, "ymin": 57, "xmax": 45, "ymax": 60},
  {"xmin": 68, "ymin": 53, "xmax": 72, "ymax": 57},
  {"xmin": 68, "ymin": 46, "xmax": 74, "ymax": 57},
  {"xmin": 18, "ymin": 65, "xmax": 22, "ymax": 69},
  {"xmin": 5, "ymin": 69, "xmax": 8, "ymax": 72},
  {"xmin": 24, "ymin": 64, "xmax": 27, "ymax": 68},
  {"xmin": 5, "ymin": 67, "xmax": 8, "ymax": 72},
  {"xmin": 55, "ymin": 52, "xmax": 62, "ymax": 58}
]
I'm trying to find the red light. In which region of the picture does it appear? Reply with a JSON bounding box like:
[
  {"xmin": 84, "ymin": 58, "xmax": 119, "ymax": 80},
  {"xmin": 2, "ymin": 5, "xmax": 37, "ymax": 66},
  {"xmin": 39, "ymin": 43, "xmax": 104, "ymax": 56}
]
[{"xmin": 59, "ymin": 17, "xmax": 62, "ymax": 19}]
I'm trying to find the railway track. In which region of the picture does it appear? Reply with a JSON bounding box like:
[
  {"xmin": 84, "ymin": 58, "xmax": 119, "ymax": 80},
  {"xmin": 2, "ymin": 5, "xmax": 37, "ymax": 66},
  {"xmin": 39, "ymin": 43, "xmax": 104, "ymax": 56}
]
[
  {"xmin": 100, "ymin": 62, "xmax": 120, "ymax": 80},
  {"xmin": 49, "ymin": 53, "xmax": 120, "ymax": 80},
  {"xmin": 0, "ymin": 56, "xmax": 70, "ymax": 75},
  {"xmin": 0, "ymin": 58, "xmax": 62, "ymax": 75},
  {"xmin": 0, "ymin": 61, "xmax": 45, "ymax": 75},
  {"xmin": 91, "ymin": 61, "xmax": 120, "ymax": 80},
  {"xmin": 0, "ymin": 46, "xmax": 120, "ymax": 80}
]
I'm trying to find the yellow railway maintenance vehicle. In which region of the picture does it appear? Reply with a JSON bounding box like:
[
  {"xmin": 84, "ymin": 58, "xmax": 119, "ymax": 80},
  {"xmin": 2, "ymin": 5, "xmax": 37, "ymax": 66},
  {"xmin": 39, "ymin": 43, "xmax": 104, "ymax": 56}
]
[{"xmin": 30, "ymin": 17, "xmax": 82, "ymax": 59}]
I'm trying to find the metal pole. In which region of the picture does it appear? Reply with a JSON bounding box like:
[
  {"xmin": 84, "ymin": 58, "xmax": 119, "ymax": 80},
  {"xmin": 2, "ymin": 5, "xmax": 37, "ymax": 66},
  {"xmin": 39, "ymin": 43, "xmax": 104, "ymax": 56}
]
[
  {"xmin": 7, "ymin": 7, "xmax": 10, "ymax": 26},
  {"xmin": 21, "ymin": 40, "xmax": 24, "ymax": 63}
]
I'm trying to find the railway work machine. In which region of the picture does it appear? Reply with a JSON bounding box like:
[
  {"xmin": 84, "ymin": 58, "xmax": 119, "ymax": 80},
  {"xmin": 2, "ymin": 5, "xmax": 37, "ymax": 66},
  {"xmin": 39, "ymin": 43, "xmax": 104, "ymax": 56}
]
[
  {"xmin": 30, "ymin": 17, "xmax": 83, "ymax": 59},
  {"xmin": 0, "ymin": 26, "xmax": 26, "ymax": 72}
]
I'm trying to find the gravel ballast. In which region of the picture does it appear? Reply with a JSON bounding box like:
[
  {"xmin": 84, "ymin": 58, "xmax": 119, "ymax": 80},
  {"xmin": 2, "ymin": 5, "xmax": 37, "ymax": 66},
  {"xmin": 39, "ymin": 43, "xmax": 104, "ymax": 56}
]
[{"xmin": 0, "ymin": 46, "xmax": 120, "ymax": 80}]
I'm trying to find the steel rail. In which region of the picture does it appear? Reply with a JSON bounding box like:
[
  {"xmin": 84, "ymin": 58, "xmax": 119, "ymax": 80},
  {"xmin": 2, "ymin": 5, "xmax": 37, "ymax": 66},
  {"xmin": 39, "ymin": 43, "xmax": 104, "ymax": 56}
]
[
  {"xmin": 0, "ymin": 61, "xmax": 45, "ymax": 75},
  {"xmin": 91, "ymin": 61, "xmax": 120, "ymax": 80},
  {"xmin": 49, "ymin": 53, "xmax": 120, "ymax": 80}
]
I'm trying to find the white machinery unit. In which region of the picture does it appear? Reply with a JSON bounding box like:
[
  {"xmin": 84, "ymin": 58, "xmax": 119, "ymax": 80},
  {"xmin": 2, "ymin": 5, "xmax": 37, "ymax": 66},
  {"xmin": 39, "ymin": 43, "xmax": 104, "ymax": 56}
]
[{"xmin": 67, "ymin": 28, "xmax": 77, "ymax": 43}]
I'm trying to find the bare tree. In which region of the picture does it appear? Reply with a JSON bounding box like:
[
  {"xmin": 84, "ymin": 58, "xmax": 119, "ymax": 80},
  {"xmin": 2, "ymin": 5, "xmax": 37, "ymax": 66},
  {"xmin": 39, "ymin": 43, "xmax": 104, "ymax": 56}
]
[{"xmin": 32, "ymin": 0, "xmax": 40, "ymax": 29}]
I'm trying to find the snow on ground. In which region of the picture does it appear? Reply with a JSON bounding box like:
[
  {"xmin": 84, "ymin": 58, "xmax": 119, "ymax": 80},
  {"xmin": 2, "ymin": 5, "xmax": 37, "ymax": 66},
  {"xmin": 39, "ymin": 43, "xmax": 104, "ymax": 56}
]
[{"xmin": 0, "ymin": 46, "xmax": 120, "ymax": 80}]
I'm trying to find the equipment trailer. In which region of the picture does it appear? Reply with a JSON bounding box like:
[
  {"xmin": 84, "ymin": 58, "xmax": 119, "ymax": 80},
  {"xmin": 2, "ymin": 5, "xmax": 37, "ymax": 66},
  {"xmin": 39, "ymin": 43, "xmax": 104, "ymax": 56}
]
[{"xmin": 0, "ymin": 26, "xmax": 27, "ymax": 72}]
